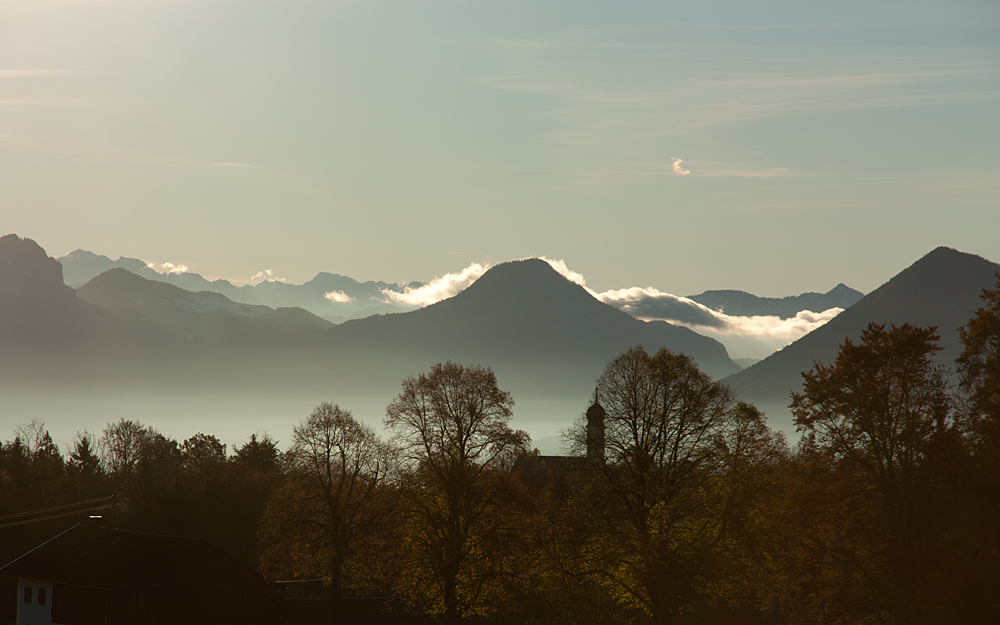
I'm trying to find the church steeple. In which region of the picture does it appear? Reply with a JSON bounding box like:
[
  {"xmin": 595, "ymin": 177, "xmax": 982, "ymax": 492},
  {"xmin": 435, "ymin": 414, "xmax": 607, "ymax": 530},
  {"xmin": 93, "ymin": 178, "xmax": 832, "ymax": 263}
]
[{"xmin": 586, "ymin": 388, "xmax": 606, "ymax": 463}]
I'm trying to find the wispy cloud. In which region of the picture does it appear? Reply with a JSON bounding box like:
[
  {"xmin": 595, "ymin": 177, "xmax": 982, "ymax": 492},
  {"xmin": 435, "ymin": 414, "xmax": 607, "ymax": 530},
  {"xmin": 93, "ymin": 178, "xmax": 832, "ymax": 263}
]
[
  {"xmin": 534, "ymin": 257, "xmax": 587, "ymax": 287},
  {"xmin": 596, "ymin": 287, "xmax": 723, "ymax": 327},
  {"xmin": 693, "ymin": 166, "xmax": 801, "ymax": 178},
  {"xmin": 323, "ymin": 290, "xmax": 353, "ymax": 304},
  {"xmin": 476, "ymin": 37, "xmax": 998, "ymax": 183},
  {"xmin": 381, "ymin": 263, "xmax": 492, "ymax": 306}
]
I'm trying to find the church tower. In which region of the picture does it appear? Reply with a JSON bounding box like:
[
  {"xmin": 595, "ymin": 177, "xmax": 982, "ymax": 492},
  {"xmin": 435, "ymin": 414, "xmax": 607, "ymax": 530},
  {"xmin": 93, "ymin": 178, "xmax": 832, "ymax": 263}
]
[{"xmin": 586, "ymin": 392, "xmax": 606, "ymax": 463}]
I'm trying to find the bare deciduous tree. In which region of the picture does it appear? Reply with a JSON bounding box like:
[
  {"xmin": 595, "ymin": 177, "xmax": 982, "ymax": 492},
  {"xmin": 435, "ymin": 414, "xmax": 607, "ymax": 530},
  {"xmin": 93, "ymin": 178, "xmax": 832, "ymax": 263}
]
[
  {"xmin": 260, "ymin": 402, "xmax": 395, "ymax": 625},
  {"xmin": 385, "ymin": 362, "xmax": 529, "ymax": 624}
]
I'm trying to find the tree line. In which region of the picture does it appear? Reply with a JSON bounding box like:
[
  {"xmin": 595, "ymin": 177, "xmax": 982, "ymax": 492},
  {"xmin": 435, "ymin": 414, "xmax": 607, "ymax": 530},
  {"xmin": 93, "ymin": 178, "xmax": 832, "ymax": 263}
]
[{"xmin": 1, "ymin": 278, "xmax": 997, "ymax": 624}]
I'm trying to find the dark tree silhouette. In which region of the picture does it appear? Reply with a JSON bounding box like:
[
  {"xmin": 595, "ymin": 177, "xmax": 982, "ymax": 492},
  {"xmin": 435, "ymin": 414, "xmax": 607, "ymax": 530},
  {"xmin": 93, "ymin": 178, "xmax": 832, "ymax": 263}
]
[
  {"xmin": 67, "ymin": 430, "xmax": 107, "ymax": 500},
  {"xmin": 791, "ymin": 323, "xmax": 952, "ymax": 625},
  {"xmin": 385, "ymin": 362, "xmax": 529, "ymax": 624},
  {"xmin": 572, "ymin": 346, "xmax": 785, "ymax": 624},
  {"xmin": 259, "ymin": 402, "xmax": 394, "ymax": 624},
  {"xmin": 954, "ymin": 275, "xmax": 1000, "ymax": 621}
]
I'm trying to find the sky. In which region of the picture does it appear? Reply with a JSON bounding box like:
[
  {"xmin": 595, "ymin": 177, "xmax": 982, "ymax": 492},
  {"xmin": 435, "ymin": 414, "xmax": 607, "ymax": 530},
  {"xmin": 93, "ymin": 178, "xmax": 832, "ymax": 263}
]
[{"xmin": 1, "ymin": 0, "xmax": 998, "ymax": 297}]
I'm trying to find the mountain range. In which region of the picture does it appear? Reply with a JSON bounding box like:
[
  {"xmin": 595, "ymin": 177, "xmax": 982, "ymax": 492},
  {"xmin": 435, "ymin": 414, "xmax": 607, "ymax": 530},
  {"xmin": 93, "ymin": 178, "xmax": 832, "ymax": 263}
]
[
  {"xmin": 4, "ymin": 235, "xmax": 996, "ymax": 441},
  {"xmin": 59, "ymin": 249, "xmax": 863, "ymax": 325},
  {"xmin": 724, "ymin": 246, "xmax": 999, "ymax": 406},
  {"xmin": 3, "ymin": 237, "xmax": 738, "ymax": 402},
  {"xmin": 58, "ymin": 249, "xmax": 421, "ymax": 322},
  {"xmin": 687, "ymin": 284, "xmax": 863, "ymax": 319}
]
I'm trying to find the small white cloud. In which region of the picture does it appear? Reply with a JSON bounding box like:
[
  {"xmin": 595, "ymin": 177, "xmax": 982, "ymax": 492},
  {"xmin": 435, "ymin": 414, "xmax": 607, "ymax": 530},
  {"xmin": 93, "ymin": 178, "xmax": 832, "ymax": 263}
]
[
  {"xmin": 145, "ymin": 261, "xmax": 189, "ymax": 275},
  {"xmin": 160, "ymin": 262, "xmax": 188, "ymax": 275},
  {"xmin": 672, "ymin": 158, "xmax": 690, "ymax": 176},
  {"xmin": 324, "ymin": 290, "xmax": 353, "ymax": 304},
  {"xmin": 382, "ymin": 262, "xmax": 492, "ymax": 306},
  {"xmin": 250, "ymin": 269, "xmax": 285, "ymax": 284}
]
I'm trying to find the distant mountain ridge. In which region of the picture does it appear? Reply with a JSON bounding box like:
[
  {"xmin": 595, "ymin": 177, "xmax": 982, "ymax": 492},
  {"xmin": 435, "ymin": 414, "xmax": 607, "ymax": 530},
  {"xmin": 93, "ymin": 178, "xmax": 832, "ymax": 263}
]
[
  {"xmin": 724, "ymin": 247, "xmax": 999, "ymax": 404},
  {"xmin": 688, "ymin": 283, "xmax": 863, "ymax": 319},
  {"xmin": 58, "ymin": 249, "xmax": 420, "ymax": 320},
  {"xmin": 62, "ymin": 249, "xmax": 866, "ymax": 328},
  {"xmin": 4, "ymin": 239, "xmax": 741, "ymax": 405}
]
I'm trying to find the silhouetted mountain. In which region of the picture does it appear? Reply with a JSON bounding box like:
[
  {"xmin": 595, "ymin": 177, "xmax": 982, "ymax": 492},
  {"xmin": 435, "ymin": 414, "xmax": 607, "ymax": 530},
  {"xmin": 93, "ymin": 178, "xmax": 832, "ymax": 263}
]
[
  {"xmin": 76, "ymin": 268, "xmax": 334, "ymax": 345},
  {"xmin": 725, "ymin": 247, "xmax": 999, "ymax": 404},
  {"xmin": 246, "ymin": 272, "xmax": 419, "ymax": 318},
  {"xmin": 78, "ymin": 268, "xmax": 272, "ymax": 320},
  {"xmin": 328, "ymin": 259, "xmax": 740, "ymax": 384},
  {"xmin": 688, "ymin": 283, "xmax": 863, "ymax": 319},
  {"xmin": 0, "ymin": 235, "xmax": 111, "ymax": 347},
  {"xmin": 60, "ymin": 249, "xmax": 252, "ymax": 301},
  {"xmin": 58, "ymin": 250, "xmax": 418, "ymax": 319}
]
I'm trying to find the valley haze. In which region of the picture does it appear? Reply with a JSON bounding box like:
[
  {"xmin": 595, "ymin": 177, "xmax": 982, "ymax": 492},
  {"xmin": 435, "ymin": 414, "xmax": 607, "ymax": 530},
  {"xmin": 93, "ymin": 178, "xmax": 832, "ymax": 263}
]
[{"xmin": 2, "ymin": 234, "xmax": 995, "ymax": 455}]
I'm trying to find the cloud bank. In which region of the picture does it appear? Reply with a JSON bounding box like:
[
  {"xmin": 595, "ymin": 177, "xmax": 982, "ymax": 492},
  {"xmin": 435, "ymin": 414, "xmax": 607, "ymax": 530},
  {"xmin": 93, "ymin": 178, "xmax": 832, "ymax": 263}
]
[{"xmin": 591, "ymin": 284, "xmax": 842, "ymax": 357}]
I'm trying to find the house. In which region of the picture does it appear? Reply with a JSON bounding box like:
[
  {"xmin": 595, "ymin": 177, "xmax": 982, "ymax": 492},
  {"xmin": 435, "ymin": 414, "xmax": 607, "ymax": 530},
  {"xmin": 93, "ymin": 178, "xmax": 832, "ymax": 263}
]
[{"xmin": 0, "ymin": 523, "xmax": 287, "ymax": 625}]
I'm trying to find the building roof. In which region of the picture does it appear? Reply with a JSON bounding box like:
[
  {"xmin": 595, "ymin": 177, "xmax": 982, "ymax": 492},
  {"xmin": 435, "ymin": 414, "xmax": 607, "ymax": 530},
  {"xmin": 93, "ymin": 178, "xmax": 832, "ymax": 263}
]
[
  {"xmin": 512, "ymin": 454, "xmax": 595, "ymax": 475},
  {"xmin": 0, "ymin": 524, "xmax": 265, "ymax": 591}
]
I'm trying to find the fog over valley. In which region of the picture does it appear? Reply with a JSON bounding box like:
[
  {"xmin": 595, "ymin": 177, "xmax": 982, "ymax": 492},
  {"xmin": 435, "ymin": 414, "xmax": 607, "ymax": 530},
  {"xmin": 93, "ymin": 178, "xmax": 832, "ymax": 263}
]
[{"xmin": 2, "ymin": 234, "xmax": 995, "ymax": 452}]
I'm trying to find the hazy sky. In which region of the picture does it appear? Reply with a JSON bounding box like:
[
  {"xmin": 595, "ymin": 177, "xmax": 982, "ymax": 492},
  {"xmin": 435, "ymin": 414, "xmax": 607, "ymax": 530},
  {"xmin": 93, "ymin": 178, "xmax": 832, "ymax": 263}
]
[{"xmin": 2, "ymin": 0, "xmax": 997, "ymax": 296}]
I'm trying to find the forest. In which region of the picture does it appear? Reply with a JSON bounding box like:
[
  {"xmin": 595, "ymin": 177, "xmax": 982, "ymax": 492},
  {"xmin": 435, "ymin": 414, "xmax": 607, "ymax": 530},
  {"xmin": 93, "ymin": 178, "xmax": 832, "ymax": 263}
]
[{"xmin": 1, "ymin": 279, "xmax": 997, "ymax": 625}]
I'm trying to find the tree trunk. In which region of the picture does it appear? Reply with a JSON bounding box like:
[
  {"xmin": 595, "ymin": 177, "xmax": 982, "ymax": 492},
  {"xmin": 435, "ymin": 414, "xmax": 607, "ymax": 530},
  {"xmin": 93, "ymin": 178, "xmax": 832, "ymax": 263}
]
[
  {"xmin": 444, "ymin": 572, "xmax": 459, "ymax": 625},
  {"xmin": 331, "ymin": 553, "xmax": 343, "ymax": 625}
]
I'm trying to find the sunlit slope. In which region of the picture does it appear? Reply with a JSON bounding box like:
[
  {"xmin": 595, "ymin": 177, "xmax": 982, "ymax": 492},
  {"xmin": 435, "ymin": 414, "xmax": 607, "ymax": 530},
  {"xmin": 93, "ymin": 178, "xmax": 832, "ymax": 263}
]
[{"xmin": 724, "ymin": 247, "xmax": 999, "ymax": 403}]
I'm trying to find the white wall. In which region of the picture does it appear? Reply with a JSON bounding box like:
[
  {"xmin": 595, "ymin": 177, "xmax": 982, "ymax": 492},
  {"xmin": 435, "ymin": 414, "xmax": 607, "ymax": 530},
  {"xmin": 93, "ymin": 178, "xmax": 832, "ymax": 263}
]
[{"xmin": 16, "ymin": 578, "xmax": 52, "ymax": 625}]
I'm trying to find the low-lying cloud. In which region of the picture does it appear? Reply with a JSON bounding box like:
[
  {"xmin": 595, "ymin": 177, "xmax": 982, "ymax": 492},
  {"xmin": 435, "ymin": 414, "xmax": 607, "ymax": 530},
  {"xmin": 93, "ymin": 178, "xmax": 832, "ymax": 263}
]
[
  {"xmin": 323, "ymin": 290, "xmax": 353, "ymax": 304},
  {"xmin": 591, "ymin": 285, "xmax": 842, "ymax": 356},
  {"xmin": 381, "ymin": 258, "xmax": 843, "ymax": 360},
  {"xmin": 596, "ymin": 288, "xmax": 725, "ymax": 328},
  {"xmin": 672, "ymin": 158, "xmax": 690, "ymax": 176},
  {"xmin": 381, "ymin": 262, "xmax": 491, "ymax": 307}
]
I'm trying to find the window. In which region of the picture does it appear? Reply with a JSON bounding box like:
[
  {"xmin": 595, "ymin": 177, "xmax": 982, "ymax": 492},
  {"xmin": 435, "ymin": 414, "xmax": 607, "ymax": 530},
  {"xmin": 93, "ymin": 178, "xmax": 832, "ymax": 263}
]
[
  {"xmin": 23, "ymin": 585, "xmax": 31, "ymax": 603},
  {"xmin": 38, "ymin": 587, "xmax": 46, "ymax": 605}
]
